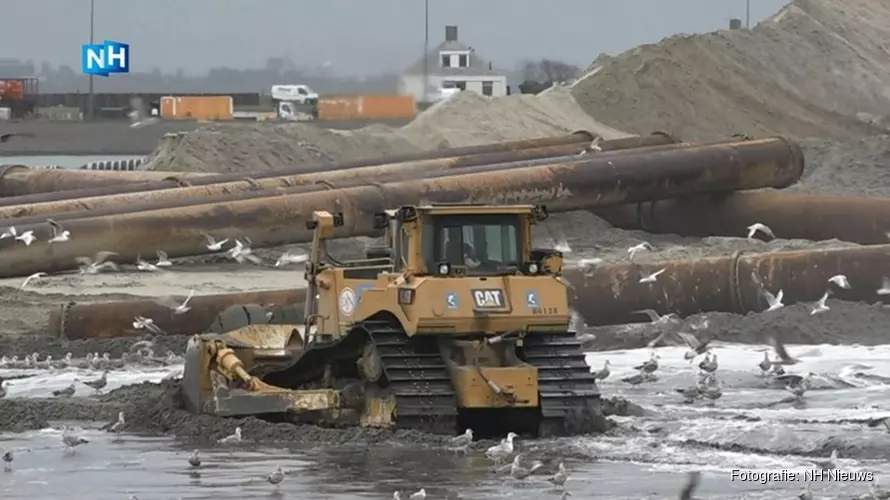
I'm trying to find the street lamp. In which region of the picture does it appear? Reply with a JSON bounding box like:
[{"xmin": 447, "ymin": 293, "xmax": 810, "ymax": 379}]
[
  {"xmin": 87, "ymin": 0, "xmax": 95, "ymax": 120},
  {"xmin": 422, "ymin": 0, "xmax": 429, "ymax": 103},
  {"xmin": 746, "ymin": 0, "xmax": 750, "ymax": 29}
]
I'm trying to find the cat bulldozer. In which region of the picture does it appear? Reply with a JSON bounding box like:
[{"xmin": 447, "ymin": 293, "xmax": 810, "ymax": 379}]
[{"xmin": 181, "ymin": 203, "xmax": 601, "ymax": 437}]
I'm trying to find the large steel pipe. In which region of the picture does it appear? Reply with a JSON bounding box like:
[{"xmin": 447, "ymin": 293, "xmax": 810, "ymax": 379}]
[
  {"xmin": 0, "ymin": 165, "xmax": 210, "ymax": 197},
  {"xmin": 49, "ymin": 288, "xmax": 307, "ymax": 340},
  {"xmin": 0, "ymin": 141, "xmax": 697, "ymax": 224},
  {"xmin": 0, "ymin": 137, "xmax": 802, "ymax": 278},
  {"xmin": 564, "ymin": 243, "xmax": 890, "ymax": 326},
  {"xmin": 0, "ymin": 143, "xmax": 593, "ymax": 220},
  {"xmin": 593, "ymin": 191, "xmax": 890, "ymax": 245},
  {"xmin": 0, "ymin": 131, "xmax": 612, "ymax": 202},
  {"xmin": 49, "ymin": 241, "xmax": 881, "ymax": 339}
]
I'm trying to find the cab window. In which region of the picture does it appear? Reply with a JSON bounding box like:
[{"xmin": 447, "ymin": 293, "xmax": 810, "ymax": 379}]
[{"xmin": 423, "ymin": 214, "xmax": 522, "ymax": 275}]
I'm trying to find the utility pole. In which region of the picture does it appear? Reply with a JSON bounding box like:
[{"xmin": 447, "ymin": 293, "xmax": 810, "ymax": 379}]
[
  {"xmin": 422, "ymin": 0, "xmax": 429, "ymax": 103},
  {"xmin": 87, "ymin": 0, "xmax": 95, "ymax": 121},
  {"xmin": 746, "ymin": 0, "xmax": 751, "ymax": 29}
]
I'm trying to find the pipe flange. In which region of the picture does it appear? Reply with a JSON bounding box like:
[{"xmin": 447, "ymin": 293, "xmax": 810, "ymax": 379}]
[
  {"xmin": 650, "ymin": 130, "xmax": 680, "ymax": 143},
  {"xmin": 570, "ymin": 130, "xmax": 596, "ymax": 142},
  {"xmin": 728, "ymin": 250, "xmax": 748, "ymax": 313},
  {"xmin": 161, "ymin": 175, "xmax": 191, "ymax": 187},
  {"xmin": 634, "ymin": 201, "xmax": 657, "ymax": 233},
  {"xmin": 0, "ymin": 164, "xmax": 30, "ymax": 181},
  {"xmin": 314, "ymin": 179, "xmax": 337, "ymax": 190}
]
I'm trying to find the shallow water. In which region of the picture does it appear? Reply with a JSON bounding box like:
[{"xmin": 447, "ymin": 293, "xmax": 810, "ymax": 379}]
[{"xmin": 2, "ymin": 342, "xmax": 889, "ymax": 499}]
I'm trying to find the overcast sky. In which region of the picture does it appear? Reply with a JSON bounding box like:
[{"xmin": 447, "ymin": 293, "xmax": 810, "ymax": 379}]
[{"xmin": 5, "ymin": 0, "xmax": 788, "ymax": 75}]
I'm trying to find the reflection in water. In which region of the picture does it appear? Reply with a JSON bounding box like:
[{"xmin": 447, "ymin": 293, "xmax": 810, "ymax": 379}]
[{"xmin": 3, "ymin": 342, "xmax": 890, "ymax": 498}]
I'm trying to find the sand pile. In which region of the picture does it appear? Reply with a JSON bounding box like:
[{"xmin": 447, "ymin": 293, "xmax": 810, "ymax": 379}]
[
  {"xmin": 790, "ymin": 135, "xmax": 890, "ymax": 196},
  {"xmin": 141, "ymin": 122, "xmax": 420, "ymax": 173},
  {"xmin": 571, "ymin": 0, "xmax": 890, "ymax": 142},
  {"xmin": 395, "ymin": 87, "xmax": 631, "ymax": 150}
]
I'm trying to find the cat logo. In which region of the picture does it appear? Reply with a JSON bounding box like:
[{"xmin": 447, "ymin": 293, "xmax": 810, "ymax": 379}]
[{"xmin": 471, "ymin": 288, "xmax": 506, "ymax": 309}]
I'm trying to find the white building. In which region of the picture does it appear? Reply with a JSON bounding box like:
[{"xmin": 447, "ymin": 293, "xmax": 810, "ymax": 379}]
[{"xmin": 399, "ymin": 25, "xmax": 507, "ymax": 102}]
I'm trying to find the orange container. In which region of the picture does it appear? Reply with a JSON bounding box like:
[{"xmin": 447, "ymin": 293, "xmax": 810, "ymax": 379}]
[
  {"xmin": 159, "ymin": 96, "xmax": 233, "ymax": 121},
  {"xmin": 0, "ymin": 80, "xmax": 24, "ymax": 100},
  {"xmin": 317, "ymin": 94, "xmax": 415, "ymax": 120}
]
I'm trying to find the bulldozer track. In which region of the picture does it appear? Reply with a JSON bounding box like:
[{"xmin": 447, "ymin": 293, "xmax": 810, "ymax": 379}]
[
  {"xmin": 521, "ymin": 332, "xmax": 602, "ymax": 435},
  {"xmin": 362, "ymin": 320, "xmax": 457, "ymax": 434}
]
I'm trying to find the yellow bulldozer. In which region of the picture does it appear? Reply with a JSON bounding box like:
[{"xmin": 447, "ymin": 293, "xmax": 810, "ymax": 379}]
[{"xmin": 181, "ymin": 203, "xmax": 601, "ymax": 437}]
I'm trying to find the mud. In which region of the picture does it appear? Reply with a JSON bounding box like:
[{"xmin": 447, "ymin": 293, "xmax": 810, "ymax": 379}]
[{"xmin": 0, "ymin": 380, "xmax": 642, "ymax": 446}]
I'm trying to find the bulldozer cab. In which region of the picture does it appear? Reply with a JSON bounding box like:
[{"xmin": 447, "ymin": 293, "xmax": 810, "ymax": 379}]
[{"xmin": 301, "ymin": 203, "xmax": 571, "ymax": 342}]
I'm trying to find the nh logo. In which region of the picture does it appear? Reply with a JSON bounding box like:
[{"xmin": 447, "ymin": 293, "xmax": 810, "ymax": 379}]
[{"xmin": 82, "ymin": 40, "xmax": 130, "ymax": 76}]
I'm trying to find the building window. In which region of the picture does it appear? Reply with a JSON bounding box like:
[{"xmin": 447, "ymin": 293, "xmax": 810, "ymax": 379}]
[
  {"xmin": 441, "ymin": 55, "xmax": 450, "ymax": 68},
  {"xmin": 482, "ymin": 81, "xmax": 493, "ymax": 96},
  {"xmin": 458, "ymin": 54, "xmax": 468, "ymax": 68}
]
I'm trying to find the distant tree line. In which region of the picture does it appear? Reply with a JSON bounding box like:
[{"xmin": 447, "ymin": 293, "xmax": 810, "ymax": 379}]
[{"xmin": 517, "ymin": 58, "xmax": 582, "ymax": 94}]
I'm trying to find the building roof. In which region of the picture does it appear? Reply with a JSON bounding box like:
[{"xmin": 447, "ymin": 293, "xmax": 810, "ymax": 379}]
[{"xmin": 403, "ymin": 40, "xmax": 502, "ymax": 77}]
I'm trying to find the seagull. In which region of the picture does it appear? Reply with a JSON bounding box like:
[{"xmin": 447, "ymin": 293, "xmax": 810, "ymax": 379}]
[
  {"xmin": 798, "ymin": 483, "xmax": 813, "ymax": 500},
  {"xmin": 135, "ymin": 254, "xmax": 160, "ymax": 272},
  {"xmin": 408, "ymin": 488, "xmax": 426, "ymax": 500},
  {"xmin": 450, "ymin": 428, "xmax": 473, "ymax": 448},
  {"xmin": 698, "ymin": 379, "xmax": 723, "ymax": 401},
  {"xmin": 746, "ymin": 222, "xmax": 774, "ymax": 240},
  {"xmin": 878, "ymin": 277, "xmax": 890, "ymax": 295},
  {"xmin": 133, "ymin": 316, "xmax": 165, "ymax": 335},
  {"xmin": 810, "ymin": 290, "xmax": 830, "ymax": 315},
  {"xmin": 2, "ymin": 450, "xmax": 11, "ymax": 471},
  {"xmin": 760, "ymin": 288, "xmax": 784, "ymax": 312},
  {"xmin": 14, "ymin": 230, "xmax": 35, "ymax": 246},
  {"xmin": 758, "ymin": 351, "xmax": 776, "ymax": 375},
  {"xmin": 156, "ymin": 289, "xmax": 195, "ymax": 314},
  {"xmin": 627, "ymin": 242, "xmax": 653, "ymax": 260},
  {"xmin": 578, "ymin": 257, "xmax": 603, "ymax": 276},
  {"xmin": 784, "ymin": 373, "xmax": 813, "ymax": 398},
  {"xmin": 592, "ymin": 360, "xmax": 610, "ymax": 380},
  {"xmin": 0, "ymin": 379, "xmax": 6, "ymax": 399},
  {"xmin": 62, "ymin": 431, "xmax": 89, "ymax": 450},
  {"xmin": 202, "ymin": 233, "xmax": 229, "ymax": 251},
  {"xmin": 103, "ymin": 411, "xmax": 125, "ymax": 432},
  {"xmin": 679, "ymin": 471, "xmax": 701, "ymax": 500},
  {"xmin": 47, "ymin": 219, "xmax": 70, "ymax": 243},
  {"xmin": 767, "ymin": 336, "xmax": 800, "ymax": 364},
  {"xmin": 82, "ymin": 370, "xmax": 108, "ymax": 394},
  {"xmin": 53, "ymin": 382, "xmax": 76, "ymax": 397},
  {"xmin": 827, "ymin": 274, "xmax": 850, "ymax": 289},
  {"xmin": 275, "ymin": 251, "xmax": 309, "ymax": 267},
  {"xmin": 76, "ymin": 251, "xmax": 119, "ymax": 274},
  {"xmin": 485, "ymin": 432, "xmax": 517, "ymax": 463},
  {"xmin": 678, "ymin": 332, "xmax": 711, "ymax": 361},
  {"xmin": 675, "ymin": 385, "xmax": 701, "ymax": 403},
  {"xmin": 19, "ymin": 272, "xmax": 46, "ymax": 290},
  {"xmin": 699, "ymin": 353, "xmax": 718, "ymax": 373},
  {"xmin": 188, "ymin": 450, "xmax": 201, "ymax": 468},
  {"xmin": 639, "ymin": 268, "xmax": 666, "ymax": 284},
  {"xmin": 812, "ymin": 449, "xmax": 838, "ymax": 469},
  {"xmin": 623, "ymin": 372, "xmax": 656, "ymax": 385},
  {"xmin": 266, "ymin": 465, "xmax": 284, "ymax": 486},
  {"xmin": 0, "ymin": 226, "xmax": 15, "ymax": 239},
  {"xmin": 547, "ymin": 238, "xmax": 572, "ymax": 253},
  {"xmin": 218, "ymin": 427, "xmax": 242, "ymax": 444},
  {"xmin": 548, "ymin": 462, "xmax": 568, "ymax": 488},
  {"xmin": 509, "ymin": 454, "xmax": 543, "ymax": 480},
  {"xmin": 579, "ymin": 137, "xmax": 602, "ymax": 155},
  {"xmin": 229, "ymin": 238, "xmax": 262, "ymax": 264},
  {"xmin": 634, "ymin": 309, "xmax": 677, "ymax": 324},
  {"xmin": 634, "ymin": 352, "xmax": 660, "ymax": 374},
  {"xmin": 155, "ymin": 250, "xmax": 173, "ymax": 267}
]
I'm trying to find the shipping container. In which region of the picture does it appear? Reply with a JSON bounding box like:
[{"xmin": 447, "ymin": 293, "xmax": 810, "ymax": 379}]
[
  {"xmin": 159, "ymin": 95, "xmax": 233, "ymax": 121},
  {"xmin": 317, "ymin": 94, "xmax": 415, "ymax": 121}
]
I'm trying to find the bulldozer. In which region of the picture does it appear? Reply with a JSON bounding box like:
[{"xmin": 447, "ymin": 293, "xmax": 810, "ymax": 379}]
[{"xmin": 181, "ymin": 203, "xmax": 601, "ymax": 437}]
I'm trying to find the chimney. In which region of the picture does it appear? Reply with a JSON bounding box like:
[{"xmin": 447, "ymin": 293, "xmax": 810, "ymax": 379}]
[{"xmin": 445, "ymin": 25, "xmax": 458, "ymax": 42}]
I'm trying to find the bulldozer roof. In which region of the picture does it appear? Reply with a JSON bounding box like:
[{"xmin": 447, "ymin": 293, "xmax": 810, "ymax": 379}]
[{"xmin": 407, "ymin": 203, "xmax": 548, "ymax": 217}]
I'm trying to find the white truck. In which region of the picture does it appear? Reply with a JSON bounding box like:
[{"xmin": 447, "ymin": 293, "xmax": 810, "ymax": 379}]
[{"xmin": 271, "ymin": 84, "xmax": 319, "ymax": 121}]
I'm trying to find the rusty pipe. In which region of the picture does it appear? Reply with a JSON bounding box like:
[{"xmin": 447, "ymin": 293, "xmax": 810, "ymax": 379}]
[
  {"xmin": 0, "ymin": 131, "xmax": 600, "ymax": 201},
  {"xmin": 0, "ymin": 143, "xmax": 596, "ymax": 220},
  {"xmin": 48, "ymin": 288, "xmax": 307, "ymax": 340},
  {"xmin": 0, "ymin": 142, "xmax": 691, "ymax": 227},
  {"xmin": 0, "ymin": 137, "xmax": 802, "ymax": 278},
  {"xmin": 50, "ymin": 237, "xmax": 878, "ymax": 339},
  {"xmin": 0, "ymin": 131, "xmax": 677, "ymax": 206},
  {"xmin": 565, "ymin": 243, "xmax": 890, "ymax": 326},
  {"xmin": 0, "ymin": 165, "xmax": 210, "ymax": 197},
  {"xmin": 593, "ymin": 190, "xmax": 890, "ymax": 245}
]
